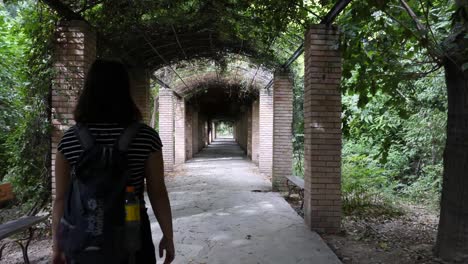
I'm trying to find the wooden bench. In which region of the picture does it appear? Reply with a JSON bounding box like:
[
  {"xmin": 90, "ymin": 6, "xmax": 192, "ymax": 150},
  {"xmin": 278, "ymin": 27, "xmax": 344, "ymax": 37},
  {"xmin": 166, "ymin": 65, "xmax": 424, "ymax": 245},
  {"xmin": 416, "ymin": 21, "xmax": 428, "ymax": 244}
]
[
  {"xmin": 286, "ymin": 176, "xmax": 305, "ymax": 209},
  {"xmin": 0, "ymin": 215, "xmax": 48, "ymax": 264},
  {"xmin": 0, "ymin": 183, "xmax": 47, "ymax": 262}
]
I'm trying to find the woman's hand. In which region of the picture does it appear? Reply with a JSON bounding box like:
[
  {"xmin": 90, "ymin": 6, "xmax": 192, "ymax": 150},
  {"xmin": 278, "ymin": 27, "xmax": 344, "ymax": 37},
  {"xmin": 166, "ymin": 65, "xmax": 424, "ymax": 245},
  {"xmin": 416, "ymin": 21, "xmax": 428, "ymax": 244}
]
[
  {"xmin": 159, "ymin": 236, "xmax": 175, "ymax": 264},
  {"xmin": 52, "ymin": 249, "xmax": 66, "ymax": 264}
]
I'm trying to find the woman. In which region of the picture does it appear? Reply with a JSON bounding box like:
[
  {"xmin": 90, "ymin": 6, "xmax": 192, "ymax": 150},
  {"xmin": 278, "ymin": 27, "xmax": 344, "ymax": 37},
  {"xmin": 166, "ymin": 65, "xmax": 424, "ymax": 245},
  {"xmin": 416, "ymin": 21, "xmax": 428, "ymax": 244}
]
[{"xmin": 52, "ymin": 60, "xmax": 175, "ymax": 264}]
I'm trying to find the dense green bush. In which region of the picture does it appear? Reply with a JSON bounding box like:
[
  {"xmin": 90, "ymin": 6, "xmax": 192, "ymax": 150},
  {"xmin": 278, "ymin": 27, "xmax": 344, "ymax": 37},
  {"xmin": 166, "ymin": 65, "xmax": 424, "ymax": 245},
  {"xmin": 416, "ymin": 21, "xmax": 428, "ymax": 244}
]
[
  {"xmin": 0, "ymin": 2, "xmax": 56, "ymax": 214},
  {"xmin": 341, "ymin": 141, "xmax": 398, "ymax": 213}
]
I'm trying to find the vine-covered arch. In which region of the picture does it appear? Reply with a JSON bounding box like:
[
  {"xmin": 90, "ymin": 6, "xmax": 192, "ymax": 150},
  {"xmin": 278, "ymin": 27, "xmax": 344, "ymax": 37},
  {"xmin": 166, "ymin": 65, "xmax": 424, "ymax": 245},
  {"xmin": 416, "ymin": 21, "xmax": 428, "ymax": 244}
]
[{"xmin": 47, "ymin": 0, "xmax": 349, "ymax": 235}]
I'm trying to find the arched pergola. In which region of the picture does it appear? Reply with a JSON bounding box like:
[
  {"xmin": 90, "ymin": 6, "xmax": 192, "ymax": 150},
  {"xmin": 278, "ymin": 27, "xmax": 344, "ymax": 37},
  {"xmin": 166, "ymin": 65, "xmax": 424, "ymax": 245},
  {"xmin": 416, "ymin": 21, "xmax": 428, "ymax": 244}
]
[{"xmin": 47, "ymin": 0, "xmax": 348, "ymax": 234}]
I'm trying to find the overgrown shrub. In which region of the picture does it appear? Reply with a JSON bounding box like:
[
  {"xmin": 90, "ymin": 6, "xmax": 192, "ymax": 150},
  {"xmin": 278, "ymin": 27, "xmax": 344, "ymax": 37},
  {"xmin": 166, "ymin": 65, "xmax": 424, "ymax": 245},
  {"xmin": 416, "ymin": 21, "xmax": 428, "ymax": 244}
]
[
  {"xmin": 342, "ymin": 155, "xmax": 394, "ymax": 212},
  {"xmin": 1, "ymin": 2, "xmax": 56, "ymax": 214},
  {"xmin": 400, "ymin": 164, "xmax": 443, "ymax": 207}
]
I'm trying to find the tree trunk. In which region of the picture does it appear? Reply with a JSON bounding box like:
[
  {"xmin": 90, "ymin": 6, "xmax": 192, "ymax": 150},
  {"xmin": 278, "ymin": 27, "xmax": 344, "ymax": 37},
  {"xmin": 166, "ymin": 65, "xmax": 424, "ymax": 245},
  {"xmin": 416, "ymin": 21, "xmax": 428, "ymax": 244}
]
[{"xmin": 434, "ymin": 58, "xmax": 468, "ymax": 262}]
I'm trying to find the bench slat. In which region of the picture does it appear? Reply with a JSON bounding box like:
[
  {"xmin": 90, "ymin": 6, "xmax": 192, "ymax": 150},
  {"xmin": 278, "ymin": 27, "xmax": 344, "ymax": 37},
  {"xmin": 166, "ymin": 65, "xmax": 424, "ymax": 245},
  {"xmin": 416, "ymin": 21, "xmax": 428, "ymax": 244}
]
[
  {"xmin": 286, "ymin": 176, "xmax": 305, "ymax": 189},
  {"xmin": 0, "ymin": 216, "xmax": 48, "ymax": 240}
]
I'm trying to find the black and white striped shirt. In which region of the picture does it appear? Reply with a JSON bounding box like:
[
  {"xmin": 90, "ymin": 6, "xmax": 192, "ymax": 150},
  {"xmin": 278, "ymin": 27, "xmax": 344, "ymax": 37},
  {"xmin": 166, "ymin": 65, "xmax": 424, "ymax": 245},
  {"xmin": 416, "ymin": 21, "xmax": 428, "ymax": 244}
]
[{"xmin": 57, "ymin": 123, "xmax": 163, "ymax": 197}]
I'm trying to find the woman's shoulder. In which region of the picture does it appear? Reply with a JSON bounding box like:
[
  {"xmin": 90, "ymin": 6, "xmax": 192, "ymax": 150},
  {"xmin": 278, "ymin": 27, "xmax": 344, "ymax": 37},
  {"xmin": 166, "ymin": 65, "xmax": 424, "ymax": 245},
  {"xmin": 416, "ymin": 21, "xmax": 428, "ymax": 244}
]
[
  {"xmin": 138, "ymin": 123, "xmax": 160, "ymax": 135},
  {"xmin": 61, "ymin": 125, "xmax": 78, "ymax": 139},
  {"xmin": 136, "ymin": 123, "xmax": 163, "ymax": 149}
]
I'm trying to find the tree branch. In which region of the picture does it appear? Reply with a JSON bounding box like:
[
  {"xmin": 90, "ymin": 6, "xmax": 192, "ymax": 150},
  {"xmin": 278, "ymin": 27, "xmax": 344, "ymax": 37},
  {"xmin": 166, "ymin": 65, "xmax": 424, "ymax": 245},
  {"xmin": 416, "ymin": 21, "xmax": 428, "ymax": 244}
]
[
  {"xmin": 40, "ymin": 0, "xmax": 84, "ymax": 20},
  {"xmin": 385, "ymin": 1, "xmax": 444, "ymax": 63},
  {"xmin": 399, "ymin": 0, "xmax": 427, "ymax": 33}
]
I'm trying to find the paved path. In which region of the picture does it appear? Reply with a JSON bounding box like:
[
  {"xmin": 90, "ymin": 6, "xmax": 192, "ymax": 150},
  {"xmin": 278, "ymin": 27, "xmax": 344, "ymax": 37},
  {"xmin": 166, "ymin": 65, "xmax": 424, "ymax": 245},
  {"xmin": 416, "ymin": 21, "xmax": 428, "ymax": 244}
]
[{"xmin": 146, "ymin": 139, "xmax": 341, "ymax": 264}]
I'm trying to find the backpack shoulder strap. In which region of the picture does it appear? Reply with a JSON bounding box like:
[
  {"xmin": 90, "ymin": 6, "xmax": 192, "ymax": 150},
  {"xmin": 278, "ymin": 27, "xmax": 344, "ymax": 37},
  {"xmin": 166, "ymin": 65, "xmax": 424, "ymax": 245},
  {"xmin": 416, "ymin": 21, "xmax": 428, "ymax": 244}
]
[
  {"xmin": 117, "ymin": 122, "xmax": 143, "ymax": 152},
  {"xmin": 74, "ymin": 123, "xmax": 94, "ymax": 151}
]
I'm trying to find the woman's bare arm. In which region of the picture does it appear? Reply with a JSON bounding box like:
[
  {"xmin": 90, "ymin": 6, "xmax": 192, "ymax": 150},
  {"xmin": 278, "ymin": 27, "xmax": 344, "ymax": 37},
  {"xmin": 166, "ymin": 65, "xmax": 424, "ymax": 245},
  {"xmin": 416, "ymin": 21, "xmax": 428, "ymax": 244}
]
[{"xmin": 145, "ymin": 151, "xmax": 173, "ymax": 239}]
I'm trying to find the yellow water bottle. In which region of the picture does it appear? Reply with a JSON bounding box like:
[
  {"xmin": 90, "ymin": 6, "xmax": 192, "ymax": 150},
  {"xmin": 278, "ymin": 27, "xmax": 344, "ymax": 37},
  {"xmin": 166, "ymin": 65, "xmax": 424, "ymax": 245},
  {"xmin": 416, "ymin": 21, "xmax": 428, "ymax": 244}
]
[{"xmin": 124, "ymin": 186, "xmax": 141, "ymax": 262}]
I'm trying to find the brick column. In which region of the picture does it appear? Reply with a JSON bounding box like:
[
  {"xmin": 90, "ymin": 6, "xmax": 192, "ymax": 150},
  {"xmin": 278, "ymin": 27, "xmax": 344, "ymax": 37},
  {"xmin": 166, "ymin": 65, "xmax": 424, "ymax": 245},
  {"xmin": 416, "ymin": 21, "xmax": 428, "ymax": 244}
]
[
  {"xmin": 303, "ymin": 24, "xmax": 342, "ymax": 234},
  {"xmin": 159, "ymin": 88, "xmax": 174, "ymax": 172},
  {"xmin": 233, "ymin": 122, "xmax": 237, "ymax": 142},
  {"xmin": 174, "ymin": 96, "xmax": 186, "ymax": 165},
  {"xmin": 251, "ymin": 100, "xmax": 259, "ymax": 164},
  {"xmin": 272, "ymin": 72, "xmax": 293, "ymax": 192},
  {"xmin": 52, "ymin": 20, "xmax": 96, "ymax": 197},
  {"xmin": 259, "ymin": 88, "xmax": 274, "ymax": 175},
  {"xmin": 192, "ymin": 109, "xmax": 199, "ymax": 155},
  {"xmin": 185, "ymin": 104, "xmax": 193, "ymax": 160},
  {"xmin": 214, "ymin": 122, "xmax": 217, "ymax": 140},
  {"xmin": 199, "ymin": 114, "xmax": 205, "ymax": 151},
  {"xmin": 247, "ymin": 107, "xmax": 252, "ymax": 159},
  {"xmin": 198, "ymin": 115, "xmax": 204, "ymax": 151},
  {"xmin": 128, "ymin": 67, "xmax": 150, "ymax": 124},
  {"xmin": 210, "ymin": 121, "xmax": 214, "ymax": 144}
]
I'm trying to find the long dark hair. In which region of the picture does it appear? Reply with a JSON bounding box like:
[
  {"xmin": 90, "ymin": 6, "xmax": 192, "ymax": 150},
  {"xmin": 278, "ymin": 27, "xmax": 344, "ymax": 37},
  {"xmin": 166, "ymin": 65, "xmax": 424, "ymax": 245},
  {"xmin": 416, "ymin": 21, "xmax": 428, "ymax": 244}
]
[{"xmin": 74, "ymin": 59, "xmax": 142, "ymax": 124}]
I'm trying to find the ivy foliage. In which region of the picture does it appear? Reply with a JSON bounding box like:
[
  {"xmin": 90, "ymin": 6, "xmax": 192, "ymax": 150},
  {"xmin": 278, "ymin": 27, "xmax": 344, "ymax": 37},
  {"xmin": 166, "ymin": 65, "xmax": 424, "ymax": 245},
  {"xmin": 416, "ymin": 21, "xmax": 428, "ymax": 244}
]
[{"xmin": 0, "ymin": 1, "xmax": 57, "ymax": 213}]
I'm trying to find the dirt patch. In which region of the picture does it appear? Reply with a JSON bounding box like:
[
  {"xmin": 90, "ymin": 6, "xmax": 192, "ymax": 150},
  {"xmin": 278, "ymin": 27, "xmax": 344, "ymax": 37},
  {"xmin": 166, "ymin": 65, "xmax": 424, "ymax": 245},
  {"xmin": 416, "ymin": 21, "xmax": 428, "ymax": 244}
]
[
  {"xmin": 281, "ymin": 194, "xmax": 454, "ymax": 264},
  {"xmin": 2, "ymin": 236, "xmax": 51, "ymax": 264}
]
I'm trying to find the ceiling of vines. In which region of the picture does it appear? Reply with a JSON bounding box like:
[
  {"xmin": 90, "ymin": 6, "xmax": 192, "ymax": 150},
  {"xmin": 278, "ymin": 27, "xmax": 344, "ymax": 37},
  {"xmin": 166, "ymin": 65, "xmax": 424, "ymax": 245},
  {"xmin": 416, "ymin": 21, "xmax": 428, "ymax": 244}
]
[
  {"xmin": 43, "ymin": 0, "xmax": 347, "ymax": 97},
  {"xmin": 154, "ymin": 56, "xmax": 272, "ymax": 97},
  {"xmin": 48, "ymin": 0, "xmax": 333, "ymax": 71}
]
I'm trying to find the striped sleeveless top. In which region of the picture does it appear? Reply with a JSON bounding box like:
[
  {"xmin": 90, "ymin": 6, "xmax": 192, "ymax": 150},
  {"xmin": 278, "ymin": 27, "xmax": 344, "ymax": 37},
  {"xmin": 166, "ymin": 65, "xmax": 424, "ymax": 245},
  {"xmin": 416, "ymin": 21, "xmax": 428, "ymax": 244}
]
[{"xmin": 57, "ymin": 123, "xmax": 163, "ymax": 197}]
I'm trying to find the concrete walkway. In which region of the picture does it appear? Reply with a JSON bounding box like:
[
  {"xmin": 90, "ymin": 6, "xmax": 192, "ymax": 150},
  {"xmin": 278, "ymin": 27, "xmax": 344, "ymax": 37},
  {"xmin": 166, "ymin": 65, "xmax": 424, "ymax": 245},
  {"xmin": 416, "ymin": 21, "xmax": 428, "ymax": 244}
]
[{"xmin": 146, "ymin": 139, "xmax": 341, "ymax": 264}]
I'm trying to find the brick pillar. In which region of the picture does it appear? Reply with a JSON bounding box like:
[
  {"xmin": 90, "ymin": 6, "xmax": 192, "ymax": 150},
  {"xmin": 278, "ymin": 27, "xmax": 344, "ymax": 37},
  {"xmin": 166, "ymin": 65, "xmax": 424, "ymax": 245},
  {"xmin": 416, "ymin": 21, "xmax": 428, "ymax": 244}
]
[
  {"xmin": 174, "ymin": 96, "xmax": 186, "ymax": 165},
  {"xmin": 233, "ymin": 122, "xmax": 237, "ymax": 142},
  {"xmin": 272, "ymin": 72, "xmax": 293, "ymax": 192},
  {"xmin": 198, "ymin": 114, "xmax": 205, "ymax": 151},
  {"xmin": 251, "ymin": 100, "xmax": 259, "ymax": 164},
  {"xmin": 247, "ymin": 107, "xmax": 252, "ymax": 159},
  {"xmin": 210, "ymin": 121, "xmax": 214, "ymax": 143},
  {"xmin": 52, "ymin": 20, "xmax": 96, "ymax": 197},
  {"xmin": 213, "ymin": 122, "xmax": 217, "ymax": 140},
  {"xmin": 185, "ymin": 104, "xmax": 193, "ymax": 160},
  {"xmin": 303, "ymin": 24, "xmax": 342, "ymax": 234},
  {"xmin": 159, "ymin": 88, "xmax": 174, "ymax": 172},
  {"xmin": 259, "ymin": 88, "xmax": 273, "ymax": 175},
  {"xmin": 204, "ymin": 120, "xmax": 210, "ymax": 147},
  {"xmin": 129, "ymin": 67, "xmax": 150, "ymax": 124},
  {"xmin": 192, "ymin": 109, "xmax": 199, "ymax": 155}
]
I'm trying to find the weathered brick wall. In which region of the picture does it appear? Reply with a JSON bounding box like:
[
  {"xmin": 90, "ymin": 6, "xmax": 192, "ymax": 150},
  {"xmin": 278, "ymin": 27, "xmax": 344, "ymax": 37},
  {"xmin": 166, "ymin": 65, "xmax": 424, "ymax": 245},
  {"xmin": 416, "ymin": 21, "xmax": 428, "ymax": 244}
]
[
  {"xmin": 159, "ymin": 88, "xmax": 174, "ymax": 172},
  {"xmin": 128, "ymin": 68, "xmax": 150, "ymax": 124},
  {"xmin": 185, "ymin": 104, "xmax": 193, "ymax": 160},
  {"xmin": 192, "ymin": 109, "xmax": 199, "ymax": 155},
  {"xmin": 303, "ymin": 24, "xmax": 342, "ymax": 234},
  {"xmin": 272, "ymin": 72, "xmax": 293, "ymax": 192},
  {"xmin": 259, "ymin": 88, "xmax": 273, "ymax": 175},
  {"xmin": 251, "ymin": 100, "xmax": 259, "ymax": 164},
  {"xmin": 174, "ymin": 96, "xmax": 186, "ymax": 165},
  {"xmin": 235, "ymin": 111, "xmax": 249, "ymax": 152},
  {"xmin": 51, "ymin": 20, "xmax": 96, "ymax": 197}
]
